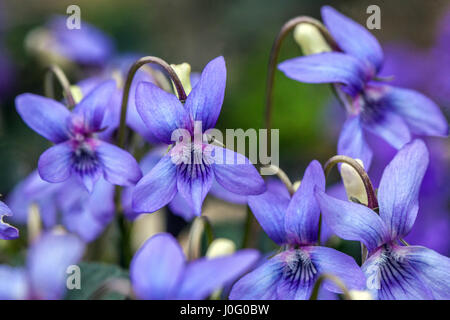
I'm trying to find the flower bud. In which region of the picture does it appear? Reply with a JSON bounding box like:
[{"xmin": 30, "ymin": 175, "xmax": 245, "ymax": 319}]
[
  {"xmin": 171, "ymin": 63, "xmax": 193, "ymax": 96},
  {"xmin": 293, "ymin": 23, "xmax": 332, "ymax": 55},
  {"xmin": 340, "ymin": 159, "xmax": 368, "ymax": 205},
  {"xmin": 292, "ymin": 180, "xmax": 301, "ymax": 192},
  {"xmin": 349, "ymin": 290, "xmax": 373, "ymax": 300},
  {"xmin": 206, "ymin": 238, "xmax": 236, "ymax": 258},
  {"xmin": 27, "ymin": 204, "xmax": 42, "ymax": 243},
  {"xmin": 69, "ymin": 85, "xmax": 83, "ymax": 104}
]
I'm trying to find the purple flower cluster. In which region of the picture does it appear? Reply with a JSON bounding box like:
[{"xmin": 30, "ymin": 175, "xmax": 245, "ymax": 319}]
[{"xmin": 1, "ymin": 5, "xmax": 448, "ymax": 301}]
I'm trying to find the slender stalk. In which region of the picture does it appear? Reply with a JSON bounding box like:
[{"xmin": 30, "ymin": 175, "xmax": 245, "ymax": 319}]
[
  {"xmin": 309, "ymin": 273, "xmax": 352, "ymax": 300},
  {"xmin": 187, "ymin": 216, "xmax": 215, "ymax": 260},
  {"xmin": 324, "ymin": 155, "xmax": 378, "ymax": 209},
  {"xmin": 264, "ymin": 16, "xmax": 337, "ymax": 132},
  {"xmin": 117, "ymin": 56, "xmax": 187, "ymax": 149},
  {"xmin": 44, "ymin": 64, "xmax": 76, "ymax": 108}
]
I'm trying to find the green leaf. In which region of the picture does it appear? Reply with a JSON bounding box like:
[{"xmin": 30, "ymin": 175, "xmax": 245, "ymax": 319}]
[{"xmin": 65, "ymin": 262, "xmax": 129, "ymax": 300}]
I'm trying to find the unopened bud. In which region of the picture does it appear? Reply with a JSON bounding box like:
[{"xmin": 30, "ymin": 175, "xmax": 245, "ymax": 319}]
[
  {"xmin": 206, "ymin": 238, "xmax": 236, "ymax": 258},
  {"xmin": 293, "ymin": 23, "xmax": 332, "ymax": 55},
  {"xmin": 69, "ymin": 85, "xmax": 83, "ymax": 104},
  {"xmin": 349, "ymin": 290, "xmax": 373, "ymax": 300},
  {"xmin": 340, "ymin": 159, "xmax": 368, "ymax": 205},
  {"xmin": 27, "ymin": 204, "xmax": 42, "ymax": 243},
  {"xmin": 292, "ymin": 180, "xmax": 301, "ymax": 192},
  {"xmin": 171, "ymin": 63, "xmax": 193, "ymax": 96}
]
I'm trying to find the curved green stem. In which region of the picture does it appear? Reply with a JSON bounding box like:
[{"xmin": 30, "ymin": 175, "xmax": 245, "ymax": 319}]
[
  {"xmin": 309, "ymin": 273, "xmax": 352, "ymax": 300},
  {"xmin": 187, "ymin": 216, "xmax": 215, "ymax": 260},
  {"xmin": 117, "ymin": 56, "xmax": 187, "ymax": 149},
  {"xmin": 44, "ymin": 64, "xmax": 76, "ymax": 108},
  {"xmin": 265, "ymin": 16, "xmax": 338, "ymax": 132}
]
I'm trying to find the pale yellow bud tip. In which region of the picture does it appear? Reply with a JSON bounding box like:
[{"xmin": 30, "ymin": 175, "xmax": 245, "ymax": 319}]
[
  {"xmin": 206, "ymin": 238, "xmax": 236, "ymax": 258},
  {"xmin": 69, "ymin": 85, "xmax": 84, "ymax": 104},
  {"xmin": 349, "ymin": 290, "xmax": 373, "ymax": 300},
  {"xmin": 292, "ymin": 180, "xmax": 301, "ymax": 192},
  {"xmin": 341, "ymin": 159, "xmax": 368, "ymax": 205},
  {"xmin": 170, "ymin": 63, "xmax": 193, "ymax": 96},
  {"xmin": 293, "ymin": 23, "xmax": 332, "ymax": 55}
]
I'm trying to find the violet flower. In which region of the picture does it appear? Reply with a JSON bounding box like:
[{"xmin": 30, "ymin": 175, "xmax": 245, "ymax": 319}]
[
  {"xmin": 0, "ymin": 232, "xmax": 84, "ymax": 300},
  {"xmin": 0, "ymin": 200, "xmax": 18, "ymax": 240},
  {"xmin": 7, "ymin": 171, "xmax": 115, "ymax": 242},
  {"xmin": 130, "ymin": 232, "xmax": 259, "ymax": 300},
  {"xmin": 229, "ymin": 161, "xmax": 366, "ymax": 299},
  {"xmin": 278, "ymin": 6, "xmax": 448, "ymax": 169},
  {"xmin": 316, "ymin": 140, "xmax": 450, "ymax": 299},
  {"xmin": 15, "ymin": 81, "xmax": 142, "ymax": 192},
  {"xmin": 132, "ymin": 56, "xmax": 265, "ymax": 216}
]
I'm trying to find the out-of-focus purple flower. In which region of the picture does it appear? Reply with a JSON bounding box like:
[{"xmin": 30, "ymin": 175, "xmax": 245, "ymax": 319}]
[
  {"xmin": 15, "ymin": 81, "xmax": 142, "ymax": 192},
  {"xmin": 0, "ymin": 232, "xmax": 84, "ymax": 300},
  {"xmin": 278, "ymin": 6, "xmax": 448, "ymax": 169},
  {"xmin": 132, "ymin": 56, "xmax": 265, "ymax": 216},
  {"xmin": 76, "ymin": 54, "xmax": 161, "ymax": 143},
  {"xmin": 230, "ymin": 161, "xmax": 365, "ymax": 300},
  {"xmin": 0, "ymin": 200, "xmax": 18, "ymax": 240},
  {"xmin": 26, "ymin": 15, "xmax": 114, "ymax": 67},
  {"xmin": 316, "ymin": 140, "xmax": 450, "ymax": 299},
  {"xmin": 7, "ymin": 171, "xmax": 114, "ymax": 242},
  {"xmin": 130, "ymin": 232, "xmax": 259, "ymax": 300}
]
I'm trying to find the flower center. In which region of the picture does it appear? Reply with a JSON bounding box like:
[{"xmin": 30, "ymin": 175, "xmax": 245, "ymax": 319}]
[
  {"xmin": 282, "ymin": 249, "xmax": 317, "ymax": 288},
  {"xmin": 71, "ymin": 142, "xmax": 100, "ymax": 176},
  {"xmin": 171, "ymin": 142, "xmax": 213, "ymax": 180}
]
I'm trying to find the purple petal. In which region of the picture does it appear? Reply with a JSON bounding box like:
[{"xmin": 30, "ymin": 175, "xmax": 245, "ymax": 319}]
[
  {"xmin": 27, "ymin": 233, "xmax": 85, "ymax": 300},
  {"xmin": 72, "ymin": 80, "xmax": 116, "ymax": 132},
  {"xmin": 132, "ymin": 154, "xmax": 178, "ymax": 214},
  {"xmin": 0, "ymin": 201, "xmax": 19, "ymax": 240},
  {"xmin": 321, "ymin": 5, "xmax": 384, "ymax": 72},
  {"xmin": 378, "ymin": 139, "xmax": 429, "ymax": 239},
  {"xmin": 315, "ymin": 189, "xmax": 389, "ymax": 252},
  {"xmin": 338, "ymin": 116, "xmax": 373, "ymax": 169},
  {"xmin": 130, "ymin": 233, "xmax": 185, "ymax": 300},
  {"xmin": 185, "ymin": 56, "xmax": 226, "ymax": 130},
  {"xmin": 209, "ymin": 180, "xmax": 248, "ymax": 205},
  {"xmin": 96, "ymin": 141, "xmax": 142, "ymax": 186},
  {"xmin": 362, "ymin": 109, "xmax": 411, "ymax": 150},
  {"xmin": 0, "ymin": 266, "xmax": 29, "ymax": 300},
  {"xmin": 307, "ymin": 246, "xmax": 366, "ymax": 292},
  {"xmin": 229, "ymin": 254, "xmax": 285, "ymax": 300},
  {"xmin": 247, "ymin": 180, "xmax": 289, "ymax": 245},
  {"xmin": 362, "ymin": 245, "xmax": 434, "ymax": 300},
  {"xmin": 135, "ymin": 81, "xmax": 189, "ymax": 144},
  {"xmin": 212, "ymin": 146, "xmax": 266, "ymax": 196},
  {"xmin": 383, "ymin": 86, "xmax": 448, "ymax": 137},
  {"xmin": 139, "ymin": 147, "xmax": 166, "ymax": 174},
  {"xmin": 15, "ymin": 93, "xmax": 69, "ymax": 143},
  {"xmin": 176, "ymin": 164, "xmax": 214, "ymax": 216},
  {"xmin": 38, "ymin": 142, "xmax": 73, "ymax": 183},
  {"xmin": 402, "ymin": 246, "xmax": 450, "ymax": 300},
  {"xmin": 177, "ymin": 249, "xmax": 259, "ymax": 300},
  {"xmin": 285, "ymin": 160, "xmax": 325, "ymax": 245},
  {"xmin": 168, "ymin": 193, "xmax": 197, "ymax": 222},
  {"xmin": 278, "ymin": 52, "xmax": 367, "ymax": 95}
]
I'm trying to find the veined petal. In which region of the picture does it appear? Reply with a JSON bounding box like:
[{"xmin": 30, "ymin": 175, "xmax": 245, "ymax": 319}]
[
  {"xmin": 132, "ymin": 154, "xmax": 178, "ymax": 214},
  {"xmin": 130, "ymin": 233, "xmax": 185, "ymax": 300},
  {"xmin": 229, "ymin": 254, "xmax": 285, "ymax": 300},
  {"xmin": 176, "ymin": 162, "xmax": 214, "ymax": 216},
  {"xmin": 338, "ymin": 116, "xmax": 373, "ymax": 169},
  {"xmin": 15, "ymin": 93, "xmax": 70, "ymax": 143},
  {"xmin": 38, "ymin": 142, "xmax": 73, "ymax": 183},
  {"xmin": 212, "ymin": 146, "xmax": 266, "ymax": 196},
  {"xmin": 96, "ymin": 141, "xmax": 142, "ymax": 186},
  {"xmin": 383, "ymin": 86, "xmax": 448, "ymax": 137},
  {"xmin": 402, "ymin": 246, "xmax": 450, "ymax": 300},
  {"xmin": 27, "ymin": 233, "xmax": 85, "ymax": 300},
  {"xmin": 278, "ymin": 52, "xmax": 367, "ymax": 95},
  {"xmin": 177, "ymin": 249, "xmax": 259, "ymax": 300},
  {"xmin": 285, "ymin": 160, "xmax": 325, "ymax": 245},
  {"xmin": 0, "ymin": 201, "xmax": 19, "ymax": 240},
  {"xmin": 0, "ymin": 266, "xmax": 29, "ymax": 300},
  {"xmin": 308, "ymin": 246, "xmax": 366, "ymax": 292},
  {"xmin": 135, "ymin": 81, "xmax": 189, "ymax": 144},
  {"xmin": 362, "ymin": 109, "xmax": 411, "ymax": 150},
  {"xmin": 378, "ymin": 140, "xmax": 429, "ymax": 239},
  {"xmin": 321, "ymin": 6, "xmax": 384, "ymax": 72},
  {"xmin": 315, "ymin": 189, "xmax": 389, "ymax": 252},
  {"xmin": 247, "ymin": 180, "xmax": 290, "ymax": 245},
  {"xmin": 72, "ymin": 80, "xmax": 116, "ymax": 132},
  {"xmin": 362, "ymin": 245, "xmax": 434, "ymax": 300},
  {"xmin": 168, "ymin": 193, "xmax": 197, "ymax": 222},
  {"xmin": 209, "ymin": 180, "xmax": 248, "ymax": 205},
  {"xmin": 185, "ymin": 56, "xmax": 226, "ymax": 130}
]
